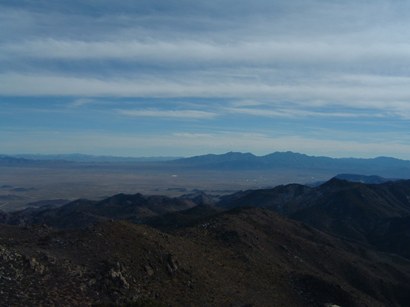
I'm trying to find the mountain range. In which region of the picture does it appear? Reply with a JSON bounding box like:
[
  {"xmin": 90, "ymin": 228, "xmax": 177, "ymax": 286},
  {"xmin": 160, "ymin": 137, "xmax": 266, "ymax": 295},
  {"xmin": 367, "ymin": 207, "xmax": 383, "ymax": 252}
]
[
  {"xmin": 13, "ymin": 154, "xmax": 179, "ymax": 163},
  {"xmin": 2, "ymin": 177, "xmax": 410, "ymax": 305},
  {"xmin": 172, "ymin": 151, "xmax": 410, "ymax": 177},
  {"xmin": 3, "ymin": 151, "xmax": 410, "ymax": 179}
]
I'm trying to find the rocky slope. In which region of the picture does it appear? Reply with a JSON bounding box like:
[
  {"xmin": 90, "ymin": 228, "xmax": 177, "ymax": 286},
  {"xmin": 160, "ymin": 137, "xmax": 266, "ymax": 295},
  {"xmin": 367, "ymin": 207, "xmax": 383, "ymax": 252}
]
[
  {"xmin": 219, "ymin": 178, "xmax": 410, "ymax": 258},
  {"xmin": 3, "ymin": 178, "xmax": 410, "ymax": 305},
  {"xmin": 2, "ymin": 208, "xmax": 410, "ymax": 306}
]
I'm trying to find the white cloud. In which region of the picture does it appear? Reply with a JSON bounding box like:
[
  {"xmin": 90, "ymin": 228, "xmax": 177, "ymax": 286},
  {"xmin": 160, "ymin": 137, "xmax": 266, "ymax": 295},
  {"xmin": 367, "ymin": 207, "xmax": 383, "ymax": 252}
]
[
  {"xmin": 117, "ymin": 108, "xmax": 217, "ymax": 119},
  {"xmin": 225, "ymin": 107, "xmax": 382, "ymax": 119},
  {"xmin": 1, "ymin": 72, "xmax": 410, "ymax": 119},
  {"xmin": 4, "ymin": 39, "xmax": 410, "ymax": 69},
  {"xmin": 2, "ymin": 1, "xmax": 410, "ymax": 157},
  {"xmin": 70, "ymin": 98, "xmax": 95, "ymax": 107}
]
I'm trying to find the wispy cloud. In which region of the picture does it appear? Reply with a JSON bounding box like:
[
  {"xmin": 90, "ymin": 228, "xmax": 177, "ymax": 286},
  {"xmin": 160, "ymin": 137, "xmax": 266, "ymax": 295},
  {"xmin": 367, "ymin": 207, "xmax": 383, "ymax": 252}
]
[
  {"xmin": 5, "ymin": 39, "xmax": 410, "ymax": 64},
  {"xmin": 2, "ymin": 1, "xmax": 410, "ymax": 157},
  {"xmin": 70, "ymin": 98, "xmax": 95, "ymax": 107},
  {"xmin": 118, "ymin": 108, "xmax": 217, "ymax": 119},
  {"xmin": 226, "ymin": 107, "xmax": 385, "ymax": 119},
  {"xmin": 2, "ymin": 72, "xmax": 410, "ymax": 118}
]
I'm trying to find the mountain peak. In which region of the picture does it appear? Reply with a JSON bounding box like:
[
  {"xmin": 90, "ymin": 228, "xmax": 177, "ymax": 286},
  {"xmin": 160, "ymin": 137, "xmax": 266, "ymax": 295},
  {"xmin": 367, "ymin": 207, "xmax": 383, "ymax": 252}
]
[{"xmin": 320, "ymin": 177, "xmax": 357, "ymax": 188}]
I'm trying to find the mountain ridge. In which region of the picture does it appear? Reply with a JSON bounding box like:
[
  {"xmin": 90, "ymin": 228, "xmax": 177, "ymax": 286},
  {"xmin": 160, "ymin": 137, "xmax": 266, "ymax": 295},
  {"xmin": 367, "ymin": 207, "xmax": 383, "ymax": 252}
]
[
  {"xmin": 171, "ymin": 151, "xmax": 410, "ymax": 178},
  {"xmin": 4, "ymin": 177, "xmax": 410, "ymax": 259},
  {"xmin": 3, "ymin": 151, "xmax": 410, "ymax": 180},
  {"xmin": 3, "ymin": 177, "xmax": 410, "ymax": 305}
]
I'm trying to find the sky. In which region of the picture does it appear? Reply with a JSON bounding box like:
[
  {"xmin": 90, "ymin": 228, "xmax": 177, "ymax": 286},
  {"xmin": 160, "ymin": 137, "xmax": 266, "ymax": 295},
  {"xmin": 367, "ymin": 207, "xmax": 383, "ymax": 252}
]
[{"xmin": 1, "ymin": 0, "xmax": 410, "ymax": 158}]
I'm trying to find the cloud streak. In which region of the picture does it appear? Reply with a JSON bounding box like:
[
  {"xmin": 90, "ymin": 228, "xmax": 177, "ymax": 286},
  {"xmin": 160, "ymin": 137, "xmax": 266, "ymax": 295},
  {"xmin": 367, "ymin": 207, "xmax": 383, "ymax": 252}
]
[
  {"xmin": 1, "ymin": 73, "xmax": 410, "ymax": 118},
  {"xmin": 5, "ymin": 39, "xmax": 410, "ymax": 65},
  {"xmin": 118, "ymin": 108, "xmax": 217, "ymax": 119},
  {"xmin": 1, "ymin": 0, "xmax": 410, "ymax": 157}
]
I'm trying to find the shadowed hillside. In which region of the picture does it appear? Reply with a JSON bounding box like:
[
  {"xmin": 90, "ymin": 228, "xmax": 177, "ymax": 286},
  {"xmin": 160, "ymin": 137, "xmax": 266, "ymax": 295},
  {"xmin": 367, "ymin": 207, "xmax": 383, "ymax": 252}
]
[
  {"xmin": 0, "ymin": 193, "xmax": 197, "ymax": 229},
  {"xmin": 2, "ymin": 208, "xmax": 410, "ymax": 306},
  {"xmin": 218, "ymin": 178, "xmax": 410, "ymax": 258}
]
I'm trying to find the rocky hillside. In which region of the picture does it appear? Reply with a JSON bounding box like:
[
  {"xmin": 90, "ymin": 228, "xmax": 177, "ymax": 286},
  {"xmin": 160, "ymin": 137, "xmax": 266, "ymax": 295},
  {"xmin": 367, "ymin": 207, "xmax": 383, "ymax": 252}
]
[
  {"xmin": 3, "ymin": 178, "xmax": 410, "ymax": 305},
  {"xmin": 219, "ymin": 178, "xmax": 410, "ymax": 258},
  {"xmin": 2, "ymin": 208, "xmax": 410, "ymax": 306}
]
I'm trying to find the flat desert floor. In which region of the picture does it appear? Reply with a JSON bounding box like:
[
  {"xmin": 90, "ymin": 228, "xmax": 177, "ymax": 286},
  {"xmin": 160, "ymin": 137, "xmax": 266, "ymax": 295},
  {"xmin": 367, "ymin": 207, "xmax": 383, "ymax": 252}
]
[{"xmin": 0, "ymin": 163, "xmax": 332, "ymax": 211}]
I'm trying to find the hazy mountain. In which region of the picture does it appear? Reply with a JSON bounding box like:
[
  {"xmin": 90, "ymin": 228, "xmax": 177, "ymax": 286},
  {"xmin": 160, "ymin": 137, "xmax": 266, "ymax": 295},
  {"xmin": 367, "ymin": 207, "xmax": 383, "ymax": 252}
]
[
  {"xmin": 172, "ymin": 151, "xmax": 410, "ymax": 178},
  {"xmin": 14, "ymin": 153, "xmax": 180, "ymax": 163},
  {"xmin": 172, "ymin": 151, "xmax": 259, "ymax": 169},
  {"xmin": 0, "ymin": 155, "xmax": 72, "ymax": 167},
  {"xmin": 0, "ymin": 155, "xmax": 36, "ymax": 165},
  {"xmin": 3, "ymin": 151, "xmax": 410, "ymax": 180}
]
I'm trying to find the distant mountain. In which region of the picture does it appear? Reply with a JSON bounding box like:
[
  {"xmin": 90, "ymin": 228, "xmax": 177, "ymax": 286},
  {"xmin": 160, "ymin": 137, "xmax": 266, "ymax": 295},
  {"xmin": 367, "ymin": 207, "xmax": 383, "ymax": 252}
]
[
  {"xmin": 0, "ymin": 155, "xmax": 36, "ymax": 165},
  {"xmin": 172, "ymin": 151, "xmax": 410, "ymax": 178},
  {"xmin": 13, "ymin": 153, "xmax": 180, "ymax": 163},
  {"xmin": 0, "ymin": 155, "xmax": 71, "ymax": 167},
  {"xmin": 173, "ymin": 151, "xmax": 258, "ymax": 168},
  {"xmin": 3, "ymin": 151, "xmax": 410, "ymax": 179}
]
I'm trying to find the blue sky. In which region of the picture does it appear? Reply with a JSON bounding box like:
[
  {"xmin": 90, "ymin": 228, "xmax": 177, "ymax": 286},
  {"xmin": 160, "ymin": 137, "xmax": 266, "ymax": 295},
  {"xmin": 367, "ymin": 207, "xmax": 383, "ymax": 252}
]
[{"xmin": 1, "ymin": 0, "xmax": 410, "ymax": 158}]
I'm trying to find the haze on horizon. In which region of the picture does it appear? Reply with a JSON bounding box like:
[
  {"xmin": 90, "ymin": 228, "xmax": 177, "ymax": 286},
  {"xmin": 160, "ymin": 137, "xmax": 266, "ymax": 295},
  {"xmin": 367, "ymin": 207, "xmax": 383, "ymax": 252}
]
[{"xmin": 1, "ymin": 1, "xmax": 410, "ymax": 159}]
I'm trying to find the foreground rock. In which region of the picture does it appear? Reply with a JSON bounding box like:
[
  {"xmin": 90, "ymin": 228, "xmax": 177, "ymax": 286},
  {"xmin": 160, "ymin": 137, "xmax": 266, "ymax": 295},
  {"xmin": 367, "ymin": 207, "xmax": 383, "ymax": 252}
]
[{"xmin": 1, "ymin": 208, "xmax": 410, "ymax": 306}]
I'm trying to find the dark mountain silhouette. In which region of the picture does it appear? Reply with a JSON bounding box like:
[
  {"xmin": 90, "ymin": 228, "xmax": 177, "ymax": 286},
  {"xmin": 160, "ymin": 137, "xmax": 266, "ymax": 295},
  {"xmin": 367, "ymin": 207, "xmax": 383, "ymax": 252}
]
[
  {"xmin": 2, "ymin": 207, "xmax": 410, "ymax": 306},
  {"xmin": 218, "ymin": 178, "xmax": 410, "ymax": 258},
  {"xmin": 335, "ymin": 173, "xmax": 395, "ymax": 184},
  {"xmin": 145, "ymin": 204, "xmax": 222, "ymax": 231},
  {"xmin": 0, "ymin": 193, "xmax": 196, "ymax": 229},
  {"xmin": 179, "ymin": 190, "xmax": 218, "ymax": 206},
  {"xmin": 218, "ymin": 183, "xmax": 312, "ymax": 214},
  {"xmin": 311, "ymin": 173, "xmax": 397, "ymax": 186}
]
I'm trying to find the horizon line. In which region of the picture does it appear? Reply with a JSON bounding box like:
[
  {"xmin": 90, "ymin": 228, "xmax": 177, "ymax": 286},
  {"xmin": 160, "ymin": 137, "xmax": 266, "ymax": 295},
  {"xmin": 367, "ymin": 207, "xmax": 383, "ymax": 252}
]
[{"xmin": 2, "ymin": 151, "xmax": 407, "ymax": 161}]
